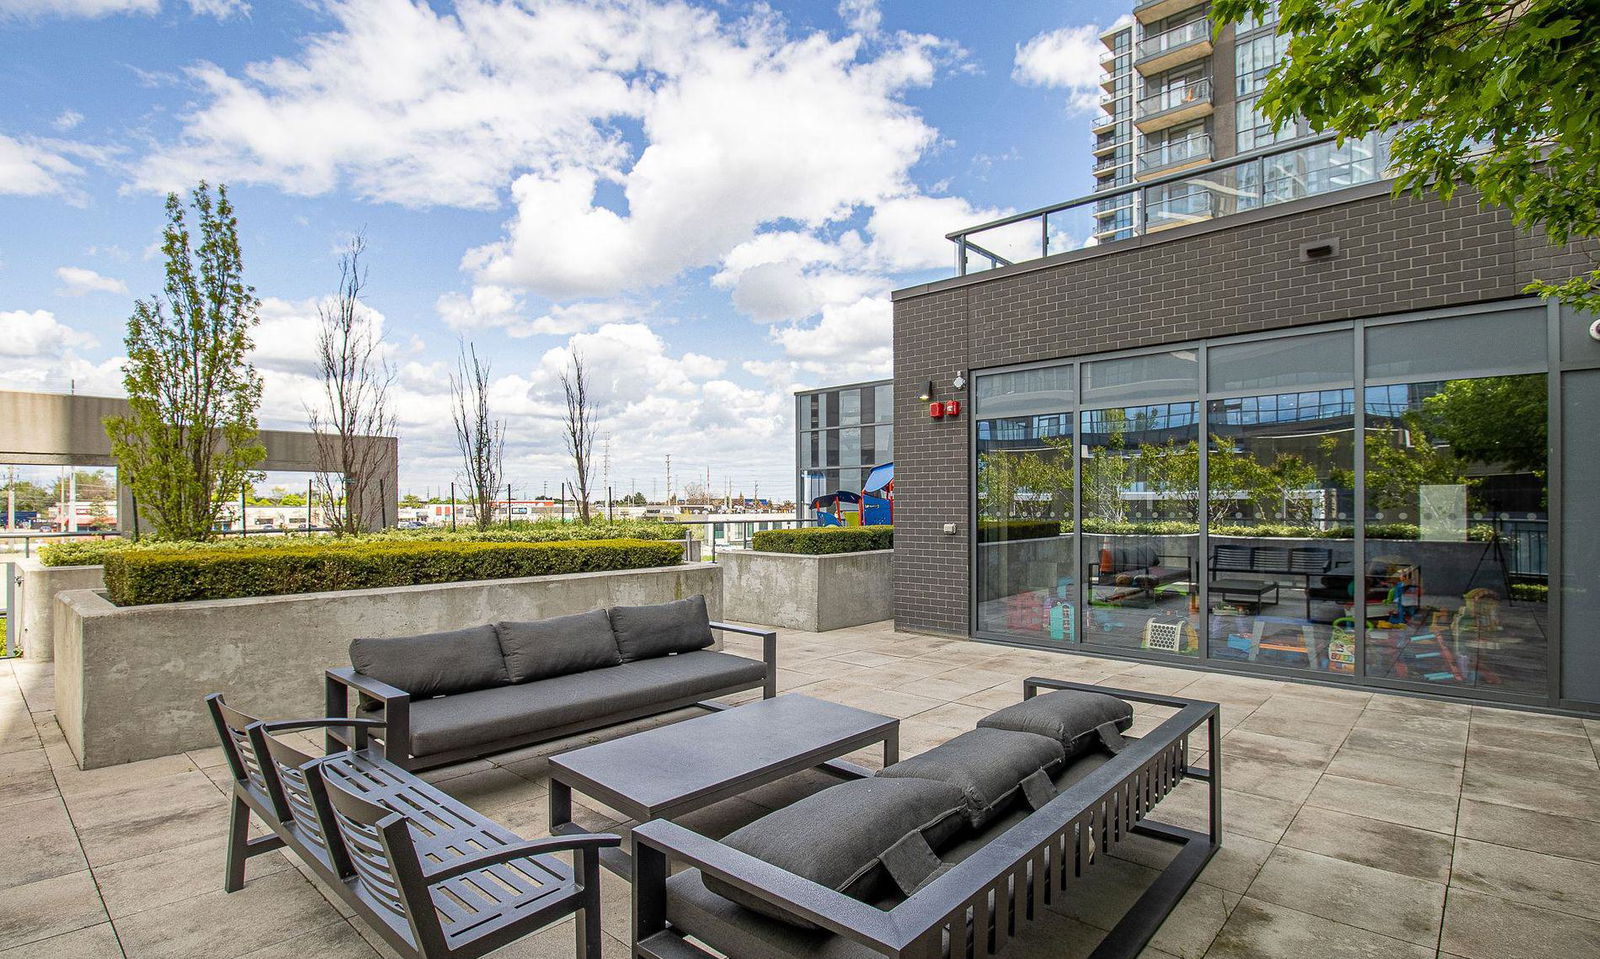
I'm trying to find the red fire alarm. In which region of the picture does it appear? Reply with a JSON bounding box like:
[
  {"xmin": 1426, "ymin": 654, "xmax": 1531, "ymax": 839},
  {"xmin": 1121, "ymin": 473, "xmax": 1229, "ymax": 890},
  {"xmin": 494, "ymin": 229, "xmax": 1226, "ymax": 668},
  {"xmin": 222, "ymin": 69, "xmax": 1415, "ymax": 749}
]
[
  {"xmin": 944, "ymin": 399, "xmax": 961, "ymax": 417},
  {"xmin": 929, "ymin": 401, "xmax": 945, "ymax": 418}
]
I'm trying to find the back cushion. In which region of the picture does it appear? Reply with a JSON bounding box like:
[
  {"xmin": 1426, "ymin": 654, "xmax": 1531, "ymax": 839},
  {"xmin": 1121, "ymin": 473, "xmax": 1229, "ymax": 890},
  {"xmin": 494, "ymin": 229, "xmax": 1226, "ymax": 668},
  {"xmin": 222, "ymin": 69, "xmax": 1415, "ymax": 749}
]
[
  {"xmin": 876, "ymin": 728, "xmax": 1065, "ymax": 828},
  {"xmin": 703, "ymin": 776, "xmax": 966, "ymax": 929},
  {"xmin": 608, "ymin": 595, "xmax": 714, "ymax": 662},
  {"xmin": 497, "ymin": 610, "xmax": 622, "ymax": 683},
  {"xmin": 978, "ymin": 689, "xmax": 1134, "ymax": 760},
  {"xmin": 348, "ymin": 625, "xmax": 509, "ymax": 698}
]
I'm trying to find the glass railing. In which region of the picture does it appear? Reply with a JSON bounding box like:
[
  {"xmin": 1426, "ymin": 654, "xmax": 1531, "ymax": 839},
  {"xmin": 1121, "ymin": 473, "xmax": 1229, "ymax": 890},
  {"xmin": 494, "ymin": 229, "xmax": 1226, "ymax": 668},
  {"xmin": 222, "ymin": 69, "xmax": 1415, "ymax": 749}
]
[
  {"xmin": 949, "ymin": 131, "xmax": 1392, "ymax": 275},
  {"xmin": 1094, "ymin": 152, "xmax": 1132, "ymax": 173},
  {"xmin": 1138, "ymin": 77, "xmax": 1212, "ymax": 117},
  {"xmin": 1137, "ymin": 19, "xmax": 1209, "ymax": 60},
  {"xmin": 1138, "ymin": 134, "xmax": 1211, "ymax": 172}
]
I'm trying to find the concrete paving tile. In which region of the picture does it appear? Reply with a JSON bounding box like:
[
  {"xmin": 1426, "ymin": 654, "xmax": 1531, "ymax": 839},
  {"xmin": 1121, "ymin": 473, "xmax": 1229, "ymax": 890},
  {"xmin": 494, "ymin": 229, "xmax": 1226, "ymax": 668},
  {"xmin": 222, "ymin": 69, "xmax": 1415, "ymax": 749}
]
[
  {"xmin": 0, "ymin": 921, "xmax": 123, "ymax": 959},
  {"xmin": 434, "ymin": 764, "xmax": 542, "ymax": 810},
  {"xmin": 1266, "ymin": 682, "xmax": 1373, "ymax": 707},
  {"xmin": 1244, "ymin": 846, "xmax": 1445, "ymax": 946},
  {"xmin": 909, "ymin": 700, "xmax": 990, "ymax": 731},
  {"xmin": 1450, "ymin": 837, "xmax": 1600, "ymax": 920},
  {"xmin": 1281, "ymin": 806, "xmax": 1454, "ymax": 882},
  {"xmin": 1455, "ymin": 797, "xmax": 1600, "ymax": 863},
  {"xmin": 1247, "ymin": 696, "xmax": 1364, "ymax": 728},
  {"xmin": 1325, "ymin": 744, "xmax": 1463, "ymax": 796},
  {"xmin": 1352, "ymin": 710, "xmax": 1470, "ymax": 745},
  {"xmin": 69, "ymin": 772, "xmax": 229, "ymax": 867},
  {"xmin": 1207, "ymin": 897, "xmax": 1434, "ymax": 959},
  {"xmin": 1217, "ymin": 754, "xmax": 1320, "ymax": 805},
  {"xmin": 1230, "ymin": 711, "xmax": 1352, "ymax": 746},
  {"xmin": 1471, "ymin": 706, "xmax": 1589, "ymax": 737},
  {"xmin": 0, "ymin": 870, "xmax": 108, "ymax": 952},
  {"xmin": 0, "ymin": 746, "xmax": 58, "ymax": 808},
  {"xmin": 1364, "ymin": 692, "xmax": 1472, "ymax": 720},
  {"xmin": 1467, "ymin": 721, "xmax": 1595, "ymax": 761},
  {"xmin": 95, "ymin": 834, "xmax": 294, "ymax": 919},
  {"xmin": 52, "ymin": 753, "xmax": 200, "ymax": 802},
  {"xmin": 0, "ymin": 796, "xmax": 88, "ymax": 890},
  {"xmin": 113, "ymin": 869, "xmax": 343, "ymax": 959},
  {"xmin": 1303, "ymin": 774, "xmax": 1459, "ymax": 835},
  {"xmin": 1460, "ymin": 763, "xmax": 1600, "ymax": 821},
  {"xmin": 233, "ymin": 919, "xmax": 380, "ymax": 959},
  {"xmin": 1341, "ymin": 724, "xmax": 1466, "ymax": 766},
  {"xmin": 1440, "ymin": 886, "xmax": 1600, "ymax": 959},
  {"xmin": 1196, "ymin": 832, "xmax": 1276, "ymax": 895},
  {"xmin": 1220, "ymin": 729, "xmax": 1338, "ymax": 771},
  {"xmin": 1465, "ymin": 741, "xmax": 1600, "ymax": 782}
]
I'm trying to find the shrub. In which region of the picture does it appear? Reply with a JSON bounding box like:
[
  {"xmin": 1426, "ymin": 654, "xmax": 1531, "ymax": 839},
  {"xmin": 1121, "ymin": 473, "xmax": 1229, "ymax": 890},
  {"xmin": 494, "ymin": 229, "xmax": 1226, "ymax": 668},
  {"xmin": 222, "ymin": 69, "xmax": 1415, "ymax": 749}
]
[
  {"xmin": 750, "ymin": 525, "xmax": 892, "ymax": 554},
  {"xmin": 978, "ymin": 520, "xmax": 1062, "ymax": 542},
  {"xmin": 102, "ymin": 538, "xmax": 684, "ymax": 606}
]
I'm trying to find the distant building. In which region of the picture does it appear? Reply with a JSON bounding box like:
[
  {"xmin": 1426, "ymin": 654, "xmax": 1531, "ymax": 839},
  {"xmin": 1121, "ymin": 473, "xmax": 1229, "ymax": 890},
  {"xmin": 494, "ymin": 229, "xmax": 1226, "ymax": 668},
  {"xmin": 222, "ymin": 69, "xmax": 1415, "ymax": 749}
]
[{"xmin": 794, "ymin": 379, "xmax": 894, "ymax": 519}]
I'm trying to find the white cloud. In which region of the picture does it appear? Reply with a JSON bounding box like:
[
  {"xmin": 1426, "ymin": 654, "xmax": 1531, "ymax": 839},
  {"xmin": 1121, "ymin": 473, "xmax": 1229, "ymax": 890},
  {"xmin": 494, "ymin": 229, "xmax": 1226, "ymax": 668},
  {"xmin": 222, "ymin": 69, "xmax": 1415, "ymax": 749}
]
[
  {"xmin": 1013, "ymin": 21, "xmax": 1123, "ymax": 112},
  {"xmin": 185, "ymin": 0, "xmax": 246, "ymax": 17},
  {"xmin": 52, "ymin": 110, "xmax": 84, "ymax": 132},
  {"xmin": 865, "ymin": 194, "xmax": 1009, "ymax": 272},
  {"xmin": 837, "ymin": 0, "xmax": 880, "ymax": 36},
  {"xmin": 0, "ymin": 0, "xmax": 158, "ymax": 17},
  {"xmin": 0, "ymin": 309, "xmax": 98, "ymax": 357},
  {"xmin": 0, "ymin": 133, "xmax": 85, "ymax": 198},
  {"xmin": 55, "ymin": 266, "xmax": 129, "ymax": 297}
]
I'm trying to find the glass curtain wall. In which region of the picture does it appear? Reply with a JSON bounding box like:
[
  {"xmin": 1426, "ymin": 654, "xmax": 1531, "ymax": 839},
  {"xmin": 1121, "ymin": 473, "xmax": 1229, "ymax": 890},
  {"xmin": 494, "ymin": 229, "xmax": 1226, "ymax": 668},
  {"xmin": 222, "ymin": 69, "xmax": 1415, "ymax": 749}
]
[
  {"xmin": 971, "ymin": 305, "xmax": 1556, "ymax": 705},
  {"xmin": 975, "ymin": 367, "xmax": 1076, "ymax": 642}
]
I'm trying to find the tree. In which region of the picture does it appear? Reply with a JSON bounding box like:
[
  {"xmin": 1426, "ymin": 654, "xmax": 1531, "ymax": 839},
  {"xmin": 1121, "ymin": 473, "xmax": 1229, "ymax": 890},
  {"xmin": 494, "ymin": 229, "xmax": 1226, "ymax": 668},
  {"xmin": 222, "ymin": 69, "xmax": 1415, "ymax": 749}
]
[
  {"xmin": 1213, "ymin": 0, "xmax": 1600, "ymax": 310},
  {"xmin": 307, "ymin": 233, "xmax": 396, "ymax": 534},
  {"xmin": 106, "ymin": 182, "xmax": 265, "ymax": 541},
  {"xmin": 1421, "ymin": 374, "xmax": 1547, "ymax": 475},
  {"xmin": 450, "ymin": 343, "xmax": 504, "ymax": 532},
  {"xmin": 1, "ymin": 480, "xmax": 52, "ymax": 513},
  {"xmin": 560, "ymin": 350, "xmax": 597, "ymax": 524},
  {"xmin": 400, "ymin": 493, "xmax": 424, "ymax": 508}
]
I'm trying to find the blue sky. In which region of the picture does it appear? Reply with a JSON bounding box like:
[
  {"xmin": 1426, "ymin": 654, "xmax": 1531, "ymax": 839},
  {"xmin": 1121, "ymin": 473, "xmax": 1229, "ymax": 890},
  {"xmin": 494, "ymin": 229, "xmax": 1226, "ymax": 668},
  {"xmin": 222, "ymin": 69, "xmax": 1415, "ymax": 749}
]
[{"xmin": 0, "ymin": 0, "xmax": 1126, "ymax": 500}]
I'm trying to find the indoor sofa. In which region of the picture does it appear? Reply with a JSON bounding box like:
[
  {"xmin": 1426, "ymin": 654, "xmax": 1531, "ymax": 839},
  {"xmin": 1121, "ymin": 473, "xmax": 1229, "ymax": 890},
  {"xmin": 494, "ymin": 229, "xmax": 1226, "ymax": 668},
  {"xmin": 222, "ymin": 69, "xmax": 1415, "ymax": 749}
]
[
  {"xmin": 324, "ymin": 595, "xmax": 776, "ymax": 771},
  {"xmin": 633, "ymin": 679, "xmax": 1221, "ymax": 959}
]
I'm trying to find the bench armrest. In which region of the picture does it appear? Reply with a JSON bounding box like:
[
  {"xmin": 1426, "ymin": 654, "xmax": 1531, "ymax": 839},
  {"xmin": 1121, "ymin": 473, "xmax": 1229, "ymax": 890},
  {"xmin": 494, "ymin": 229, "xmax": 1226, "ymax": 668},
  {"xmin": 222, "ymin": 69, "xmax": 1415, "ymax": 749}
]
[
  {"xmin": 423, "ymin": 833, "xmax": 622, "ymax": 884},
  {"xmin": 259, "ymin": 715, "xmax": 387, "ymax": 752},
  {"xmin": 709, "ymin": 622, "xmax": 778, "ymax": 698},
  {"xmin": 324, "ymin": 667, "xmax": 411, "ymax": 764},
  {"xmin": 632, "ymin": 819, "xmax": 903, "ymax": 953}
]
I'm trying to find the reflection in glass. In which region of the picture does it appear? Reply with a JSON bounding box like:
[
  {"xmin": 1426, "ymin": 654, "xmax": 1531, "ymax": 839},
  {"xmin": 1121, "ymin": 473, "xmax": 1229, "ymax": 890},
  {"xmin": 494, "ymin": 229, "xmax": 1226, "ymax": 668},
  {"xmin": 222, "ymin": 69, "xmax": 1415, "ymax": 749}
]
[
  {"xmin": 1080, "ymin": 404, "xmax": 1201, "ymax": 654},
  {"xmin": 1361, "ymin": 375, "xmax": 1549, "ymax": 694},
  {"xmin": 975, "ymin": 368, "xmax": 1076, "ymax": 643},
  {"xmin": 1206, "ymin": 390, "xmax": 1356, "ymax": 672}
]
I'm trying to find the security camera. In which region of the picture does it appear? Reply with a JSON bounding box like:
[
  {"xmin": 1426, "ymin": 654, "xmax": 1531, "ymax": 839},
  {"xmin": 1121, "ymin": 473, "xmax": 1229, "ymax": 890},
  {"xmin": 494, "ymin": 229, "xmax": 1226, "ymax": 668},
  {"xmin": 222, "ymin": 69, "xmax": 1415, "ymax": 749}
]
[{"xmin": 1590, "ymin": 317, "xmax": 1600, "ymax": 342}]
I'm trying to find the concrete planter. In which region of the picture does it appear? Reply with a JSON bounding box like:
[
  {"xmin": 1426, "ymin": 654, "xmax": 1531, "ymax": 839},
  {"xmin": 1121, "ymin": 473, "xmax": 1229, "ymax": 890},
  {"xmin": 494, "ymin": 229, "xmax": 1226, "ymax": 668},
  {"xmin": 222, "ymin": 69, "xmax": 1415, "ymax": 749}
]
[
  {"xmin": 13, "ymin": 557, "xmax": 105, "ymax": 662},
  {"xmin": 54, "ymin": 562, "xmax": 722, "ymax": 769},
  {"xmin": 720, "ymin": 548, "xmax": 892, "ymax": 632}
]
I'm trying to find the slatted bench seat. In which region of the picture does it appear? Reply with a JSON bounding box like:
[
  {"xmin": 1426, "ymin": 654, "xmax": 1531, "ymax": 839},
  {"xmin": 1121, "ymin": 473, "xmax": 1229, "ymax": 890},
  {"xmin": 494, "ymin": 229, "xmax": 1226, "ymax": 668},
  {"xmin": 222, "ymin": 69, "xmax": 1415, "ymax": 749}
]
[{"xmin": 208, "ymin": 694, "xmax": 619, "ymax": 959}]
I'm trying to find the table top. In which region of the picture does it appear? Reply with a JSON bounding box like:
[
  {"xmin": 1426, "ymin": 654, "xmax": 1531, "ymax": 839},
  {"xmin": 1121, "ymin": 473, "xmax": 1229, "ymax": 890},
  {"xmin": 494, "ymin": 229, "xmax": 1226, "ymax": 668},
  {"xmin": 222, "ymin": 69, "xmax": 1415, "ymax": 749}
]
[{"xmin": 549, "ymin": 694, "xmax": 896, "ymax": 817}]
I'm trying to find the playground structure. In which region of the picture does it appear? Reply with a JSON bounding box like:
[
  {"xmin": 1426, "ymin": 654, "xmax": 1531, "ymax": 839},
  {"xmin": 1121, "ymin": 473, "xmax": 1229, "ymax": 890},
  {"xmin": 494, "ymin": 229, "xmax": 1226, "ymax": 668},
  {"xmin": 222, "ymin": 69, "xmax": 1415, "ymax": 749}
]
[{"xmin": 812, "ymin": 462, "xmax": 893, "ymax": 527}]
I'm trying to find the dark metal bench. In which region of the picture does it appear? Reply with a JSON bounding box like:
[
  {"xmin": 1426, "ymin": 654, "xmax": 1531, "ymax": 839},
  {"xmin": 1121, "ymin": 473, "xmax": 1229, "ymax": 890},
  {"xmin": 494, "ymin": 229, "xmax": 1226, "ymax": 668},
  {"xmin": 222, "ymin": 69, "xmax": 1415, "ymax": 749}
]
[
  {"xmin": 324, "ymin": 621, "xmax": 779, "ymax": 772},
  {"xmin": 207, "ymin": 694, "xmax": 619, "ymax": 959},
  {"xmin": 630, "ymin": 678, "xmax": 1221, "ymax": 959}
]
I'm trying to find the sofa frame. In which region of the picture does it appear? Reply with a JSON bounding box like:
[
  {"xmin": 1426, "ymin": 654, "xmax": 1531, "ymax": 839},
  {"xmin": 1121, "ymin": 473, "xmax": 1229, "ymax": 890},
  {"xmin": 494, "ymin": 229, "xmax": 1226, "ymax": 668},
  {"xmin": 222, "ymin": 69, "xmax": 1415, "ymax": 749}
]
[
  {"xmin": 630, "ymin": 678, "xmax": 1222, "ymax": 959},
  {"xmin": 325, "ymin": 621, "xmax": 779, "ymax": 772}
]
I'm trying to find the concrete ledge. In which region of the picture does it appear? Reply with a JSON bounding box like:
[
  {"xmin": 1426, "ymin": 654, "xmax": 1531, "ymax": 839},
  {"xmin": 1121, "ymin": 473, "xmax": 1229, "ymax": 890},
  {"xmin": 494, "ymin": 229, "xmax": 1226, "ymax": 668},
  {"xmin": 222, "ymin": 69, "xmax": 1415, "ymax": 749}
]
[
  {"xmin": 14, "ymin": 557, "xmax": 105, "ymax": 663},
  {"xmin": 720, "ymin": 549, "xmax": 892, "ymax": 632},
  {"xmin": 54, "ymin": 562, "xmax": 722, "ymax": 769}
]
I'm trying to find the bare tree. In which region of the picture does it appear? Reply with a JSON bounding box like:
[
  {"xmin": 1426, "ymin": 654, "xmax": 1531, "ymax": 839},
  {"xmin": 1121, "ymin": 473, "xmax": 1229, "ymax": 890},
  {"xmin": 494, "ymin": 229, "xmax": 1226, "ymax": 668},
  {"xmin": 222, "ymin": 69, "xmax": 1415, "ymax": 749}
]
[
  {"xmin": 560, "ymin": 350, "xmax": 596, "ymax": 524},
  {"xmin": 451, "ymin": 342, "xmax": 504, "ymax": 531},
  {"xmin": 308, "ymin": 233, "xmax": 396, "ymax": 534}
]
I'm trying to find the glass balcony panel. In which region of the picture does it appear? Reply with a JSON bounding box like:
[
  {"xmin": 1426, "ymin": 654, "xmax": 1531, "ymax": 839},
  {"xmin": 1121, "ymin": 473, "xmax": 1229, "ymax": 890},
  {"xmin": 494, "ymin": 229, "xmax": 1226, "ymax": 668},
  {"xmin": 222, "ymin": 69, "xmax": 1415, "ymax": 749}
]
[{"xmin": 1137, "ymin": 18, "xmax": 1210, "ymax": 60}]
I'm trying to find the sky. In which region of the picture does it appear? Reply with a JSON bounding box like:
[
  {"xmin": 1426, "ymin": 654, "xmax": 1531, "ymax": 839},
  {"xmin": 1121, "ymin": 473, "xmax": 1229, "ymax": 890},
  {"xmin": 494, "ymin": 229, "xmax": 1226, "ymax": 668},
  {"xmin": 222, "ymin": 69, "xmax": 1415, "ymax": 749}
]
[{"xmin": 0, "ymin": 0, "xmax": 1128, "ymax": 502}]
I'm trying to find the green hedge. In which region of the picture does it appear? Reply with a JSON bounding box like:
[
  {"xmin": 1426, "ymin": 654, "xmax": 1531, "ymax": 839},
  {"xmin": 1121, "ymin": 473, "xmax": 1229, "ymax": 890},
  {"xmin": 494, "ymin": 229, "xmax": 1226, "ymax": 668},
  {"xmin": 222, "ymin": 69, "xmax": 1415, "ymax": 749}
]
[
  {"xmin": 978, "ymin": 520, "xmax": 1063, "ymax": 543},
  {"xmin": 38, "ymin": 520, "xmax": 686, "ymax": 568},
  {"xmin": 750, "ymin": 525, "xmax": 893, "ymax": 555},
  {"xmin": 102, "ymin": 538, "xmax": 684, "ymax": 606}
]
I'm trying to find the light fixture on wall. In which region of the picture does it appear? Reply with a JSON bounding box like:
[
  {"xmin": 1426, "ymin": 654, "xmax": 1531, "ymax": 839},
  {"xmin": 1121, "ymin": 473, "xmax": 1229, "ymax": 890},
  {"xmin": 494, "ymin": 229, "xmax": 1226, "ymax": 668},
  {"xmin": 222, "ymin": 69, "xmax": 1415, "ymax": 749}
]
[
  {"xmin": 918, "ymin": 379, "xmax": 934, "ymax": 402},
  {"xmin": 953, "ymin": 372, "xmax": 966, "ymax": 390}
]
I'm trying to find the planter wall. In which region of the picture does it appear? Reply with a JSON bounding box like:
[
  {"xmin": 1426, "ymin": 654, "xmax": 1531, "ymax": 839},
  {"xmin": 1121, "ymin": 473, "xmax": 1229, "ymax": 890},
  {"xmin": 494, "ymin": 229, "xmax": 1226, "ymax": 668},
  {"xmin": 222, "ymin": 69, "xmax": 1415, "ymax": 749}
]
[
  {"xmin": 54, "ymin": 562, "xmax": 722, "ymax": 769},
  {"xmin": 720, "ymin": 548, "xmax": 892, "ymax": 632},
  {"xmin": 13, "ymin": 558, "xmax": 105, "ymax": 662}
]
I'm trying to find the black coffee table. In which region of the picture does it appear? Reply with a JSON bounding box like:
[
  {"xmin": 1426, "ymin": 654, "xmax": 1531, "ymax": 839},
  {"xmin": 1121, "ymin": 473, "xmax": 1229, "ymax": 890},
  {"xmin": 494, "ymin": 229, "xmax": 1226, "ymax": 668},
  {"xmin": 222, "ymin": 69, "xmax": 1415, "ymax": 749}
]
[{"xmin": 548, "ymin": 693, "xmax": 898, "ymax": 877}]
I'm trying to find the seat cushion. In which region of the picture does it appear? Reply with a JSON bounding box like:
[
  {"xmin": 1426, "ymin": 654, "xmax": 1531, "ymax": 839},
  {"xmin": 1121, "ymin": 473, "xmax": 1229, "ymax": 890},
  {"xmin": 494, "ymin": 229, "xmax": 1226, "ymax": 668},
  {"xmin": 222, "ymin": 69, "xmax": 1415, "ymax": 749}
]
[
  {"xmin": 609, "ymin": 595, "xmax": 714, "ymax": 661},
  {"xmin": 703, "ymin": 776, "xmax": 966, "ymax": 929},
  {"xmin": 405, "ymin": 651, "xmax": 765, "ymax": 757},
  {"xmin": 666, "ymin": 870, "xmax": 881, "ymax": 959},
  {"xmin": 496, "ymin": 609, "xmax": 621, "ymax": 683},
  {"xmin": 978, "ymin": 689, "xmax": 1134, "ymax": 760},
  {"xmin": 349, "ymin": 625, "xmax": 508, "ymax": 698},
  {"xmin": 876, "ymin": 728, "xmax": 1065, "ymax": 828}
]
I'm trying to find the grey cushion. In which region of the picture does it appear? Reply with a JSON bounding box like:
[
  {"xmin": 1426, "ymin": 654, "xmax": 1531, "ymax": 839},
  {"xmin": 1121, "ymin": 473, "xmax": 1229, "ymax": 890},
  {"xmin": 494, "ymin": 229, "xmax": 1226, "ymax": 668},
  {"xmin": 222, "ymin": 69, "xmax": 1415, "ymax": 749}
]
[
  {"xmin": 349, "ymin": 625, "xmax": 508, "ymax": 698},
  {"xmin": 496, "ymin": 610, "xmax": 621, "ymax": 683},
  {"xmin": 404, "ymin": 650, "xmax": 765, "ymax": 756},
  {"xmin": 667, "ymin": 870, "xmax": 881, "ymax": 959},
  {"xmin": 609, "ymin": 595, "xmax": 714, "ymax": 661},
  {"xmin": 978, "ymin": 689, "xmax": 1134, "ymax": 759},
  {"xmin": 877, "ymin": 728, "xmax": 1065, "ymax": 828},
  {"xmin": 703, "ymin": 776, "xmax": 965, "ymax": 929}
]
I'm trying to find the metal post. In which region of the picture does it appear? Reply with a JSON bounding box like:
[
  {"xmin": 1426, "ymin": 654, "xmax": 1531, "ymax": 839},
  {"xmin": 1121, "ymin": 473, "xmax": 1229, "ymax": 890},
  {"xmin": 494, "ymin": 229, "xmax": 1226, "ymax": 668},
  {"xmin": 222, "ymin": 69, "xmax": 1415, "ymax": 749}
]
[
  {"xmin": 450, "ymin": 482, "xmax": 457, "ymax": 531},
  {"xmin": 241, "ymin": 484, "xmax": 248, "ymax": 537},
  {"xmin": 561, "ymin": 483, "xmax": 567, "ymax": 523},
  {"xmin": 307, "ymin": 478, "xmax": 313, "ymax": 531},
  {"xmin": 4, "ymin": 560, "xmax": 16, "ymax": 658},
  {"xmin": 131, "ymin": 490, "xmax": 140, "ymax": 542},
  {"xmin": 607, "ymin": 486, "xmax": 613, "ymax": 522}
]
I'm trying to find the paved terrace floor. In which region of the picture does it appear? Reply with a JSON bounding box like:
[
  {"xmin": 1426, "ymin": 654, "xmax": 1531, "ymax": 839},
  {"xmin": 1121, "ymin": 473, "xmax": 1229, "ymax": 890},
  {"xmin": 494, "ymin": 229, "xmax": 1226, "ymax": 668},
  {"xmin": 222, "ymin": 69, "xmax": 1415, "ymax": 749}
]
[{"xmin": 4, "ymin": 622, "xmax": 1600, "ymax": 959}]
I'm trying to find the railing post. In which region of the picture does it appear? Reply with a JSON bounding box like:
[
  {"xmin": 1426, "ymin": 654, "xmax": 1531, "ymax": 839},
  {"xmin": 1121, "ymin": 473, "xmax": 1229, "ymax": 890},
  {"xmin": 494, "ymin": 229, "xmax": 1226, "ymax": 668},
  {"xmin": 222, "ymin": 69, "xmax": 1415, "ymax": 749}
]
[{"xmin": 955, "ymin": 236, "xmax": 968, "ymax": 276}]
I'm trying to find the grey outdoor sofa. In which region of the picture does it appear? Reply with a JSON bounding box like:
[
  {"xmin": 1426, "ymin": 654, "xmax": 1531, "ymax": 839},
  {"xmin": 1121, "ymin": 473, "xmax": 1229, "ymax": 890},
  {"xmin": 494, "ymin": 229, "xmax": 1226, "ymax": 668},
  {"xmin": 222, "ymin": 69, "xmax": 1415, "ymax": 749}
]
[
  {"xmin": 325, "ymin": 595, "xmax": 777, "ymax": 771},
  {"xmin": 632, "ymin": 678, "xmax": 1221, "ymax": 959}
]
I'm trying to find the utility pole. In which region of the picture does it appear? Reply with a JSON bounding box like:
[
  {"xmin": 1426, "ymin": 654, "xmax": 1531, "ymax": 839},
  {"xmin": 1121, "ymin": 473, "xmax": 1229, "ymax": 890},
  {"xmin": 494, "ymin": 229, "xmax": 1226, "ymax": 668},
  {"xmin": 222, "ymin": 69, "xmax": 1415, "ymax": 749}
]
[
  {"xmin": 665, "ymin": 455, "xmax": 673, "ymax": 508},
  {"xmin": 6, "ymin": 465, "xmax": 14, "ymax": 531}
]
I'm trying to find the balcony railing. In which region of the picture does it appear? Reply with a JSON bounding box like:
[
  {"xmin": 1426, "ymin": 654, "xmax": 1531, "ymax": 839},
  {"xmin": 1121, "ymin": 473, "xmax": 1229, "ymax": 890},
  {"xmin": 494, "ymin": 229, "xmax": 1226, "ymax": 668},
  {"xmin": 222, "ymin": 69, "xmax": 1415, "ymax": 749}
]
[
  {"xmin": 948, "ymin": 131, "xmax": 1392, "ymax": 275},
  {"xmin": 1138, "ymin": 77, "xmax": 1211, "ymax": 118},
  {"xmin": 1094, "ymin": 152, "xmax": 1131, "ymax": 173},
  {"xmin": 1137, "ymin": 18, "xmax": 1209, "ymax": 61},
  {"xmin": 1138, "ymin": 134, "xmax": 1211, "ymax": 173}
]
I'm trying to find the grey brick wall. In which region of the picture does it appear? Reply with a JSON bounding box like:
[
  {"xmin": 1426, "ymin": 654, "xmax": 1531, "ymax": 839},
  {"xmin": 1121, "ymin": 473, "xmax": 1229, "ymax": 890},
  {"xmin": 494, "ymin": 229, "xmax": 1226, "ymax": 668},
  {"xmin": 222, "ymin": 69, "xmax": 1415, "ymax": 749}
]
[{"xmin": 890, "ymin": 186, "xmax": 1584, "ymax": 636}]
